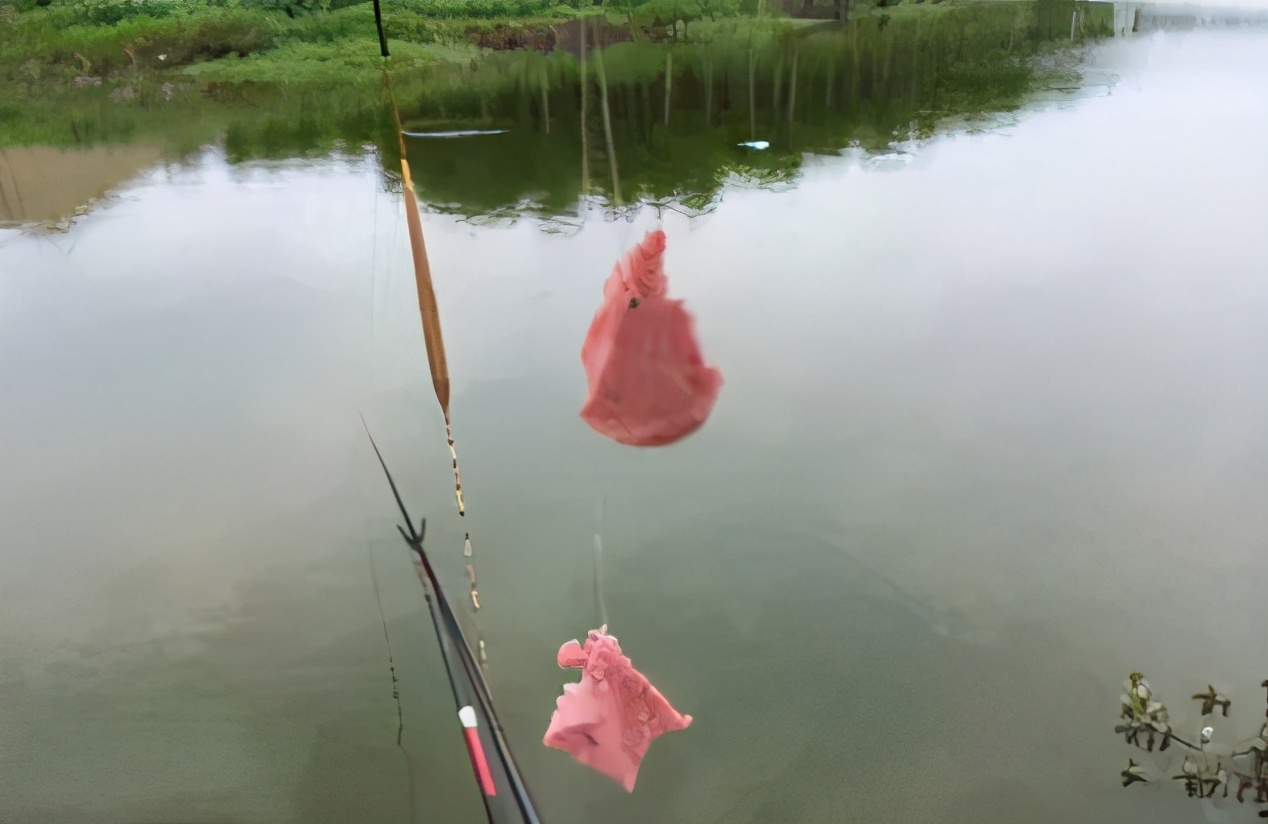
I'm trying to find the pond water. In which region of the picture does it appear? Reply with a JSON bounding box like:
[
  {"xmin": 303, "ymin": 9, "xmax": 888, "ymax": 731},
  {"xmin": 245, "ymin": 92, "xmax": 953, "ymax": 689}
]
[{"xmin": 2, "ymin": 4, "xmax": 1268, "ymax": 823}]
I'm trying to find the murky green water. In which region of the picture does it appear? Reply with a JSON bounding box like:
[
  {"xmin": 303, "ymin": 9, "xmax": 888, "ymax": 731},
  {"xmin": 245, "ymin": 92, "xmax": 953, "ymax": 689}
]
[{"xmin": 3, "ymin": 4, "xmax": 1268, "ymax": 823}]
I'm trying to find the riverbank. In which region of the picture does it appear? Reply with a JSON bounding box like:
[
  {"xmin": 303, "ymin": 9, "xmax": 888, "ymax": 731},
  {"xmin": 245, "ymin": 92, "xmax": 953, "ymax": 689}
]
[
  {"xmin": 0, "ymin": 0, "xmax": 1061, "ymax": 92},
  {"xmin": 1, "ymin": 0, "xmax": 1112, "ymax": 148},
  {"xmin": 2, "ymin": 0, "xmax": 1116, "ymax": 226}
]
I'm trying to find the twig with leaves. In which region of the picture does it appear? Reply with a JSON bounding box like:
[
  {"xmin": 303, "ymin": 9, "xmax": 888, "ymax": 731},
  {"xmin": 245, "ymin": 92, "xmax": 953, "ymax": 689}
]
[{"xmin": 1116, "ymin": 672, "xmax": 1268, "ymax": 816}]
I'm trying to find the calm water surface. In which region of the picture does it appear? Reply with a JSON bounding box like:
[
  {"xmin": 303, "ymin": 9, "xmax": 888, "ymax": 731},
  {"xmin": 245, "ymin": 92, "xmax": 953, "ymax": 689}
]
[{"xmin": 2, "ymin": 14, "xmax": 1267, "ymax": 824}]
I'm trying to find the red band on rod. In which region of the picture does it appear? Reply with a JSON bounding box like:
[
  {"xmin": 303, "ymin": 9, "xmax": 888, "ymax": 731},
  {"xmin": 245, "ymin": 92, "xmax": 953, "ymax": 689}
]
[{"xmin": 462, "ymin": 726, "xmax": 498, "ymax": 796}]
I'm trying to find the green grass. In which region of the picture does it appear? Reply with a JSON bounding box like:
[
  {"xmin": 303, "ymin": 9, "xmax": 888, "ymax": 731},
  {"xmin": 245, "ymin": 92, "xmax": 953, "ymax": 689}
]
[
  {"xmin": 0, "ymin": 0, "xmax": 542, "ymax": 86},
  {"xmin": 178, "ymin": 39, "xmax": 437, "ymax": 83},
  {"xmin": 391, "ymin": 0, "xmax": 566, "ymax": 20},
  {"xmin": 0, "ymin": 0, "xmax": 1059, "ymax": 93},
  {"xmin": 0, "ymin": 0, "xmax": 500, "ymax": 151}
]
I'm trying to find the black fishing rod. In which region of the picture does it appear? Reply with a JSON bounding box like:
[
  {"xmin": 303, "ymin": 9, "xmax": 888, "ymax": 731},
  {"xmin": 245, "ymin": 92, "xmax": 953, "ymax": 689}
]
[
  {"xmin": 364, "ymin": 424, "xmax": 543, "ymax": 824},
  {"xmin": 365, "ymin": 6, "xmax": 541, "ymax": 820}
]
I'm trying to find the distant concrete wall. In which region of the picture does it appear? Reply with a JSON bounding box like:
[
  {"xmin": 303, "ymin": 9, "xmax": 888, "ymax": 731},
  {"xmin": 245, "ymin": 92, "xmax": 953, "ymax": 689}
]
[
  {"xmin": 1113, "ymin": 2, "xmax": 1144, "ymax": 35},
  {"xmin": 1117, "ymin": 2, "xmax": 1268, "ymax": 33}
]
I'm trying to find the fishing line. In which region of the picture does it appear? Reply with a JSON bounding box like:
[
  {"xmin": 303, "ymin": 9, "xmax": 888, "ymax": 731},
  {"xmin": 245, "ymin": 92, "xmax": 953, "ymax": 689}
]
[
  {"xmin": 368, "ymin": 9, "xmax": 535, "ymax": 820},
  {"xmin": 370, "ymin": 157, "xmax": 381, "ymax": 386},
  {"xmin": 363, "ymin": 421, "xmax": 542, "ymax": 824},
  {"xmin": 579, "ymin": 15, "xmax": 591, "ymax": 203},
  {"xmin": 367, "ymin": 541, "xmax": 419, "ymax": 824},
  {"xmin": 367, "ymin": 544, "xmax": 405, "ymax": 746},
  {"xmin": 365, "ymin": 426, "xmax": 498, "ymax": 824},
  {"xmin": 376, "ymin": 35, "xmax": 489, "ymax": 671},
  {"xmin": 593, "ymin": 494, "xmax": 610, "ymax": 629}
]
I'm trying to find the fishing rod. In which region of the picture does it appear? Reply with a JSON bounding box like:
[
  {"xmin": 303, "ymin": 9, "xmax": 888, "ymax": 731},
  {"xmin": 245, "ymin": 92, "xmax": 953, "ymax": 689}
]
[
  {"xmin": 365, "ymin": 5, "xmax": 541, "ymax": 822},
  {"xmin": 364, "ymin": 423, "xmax": 542, "ymax": 824}
]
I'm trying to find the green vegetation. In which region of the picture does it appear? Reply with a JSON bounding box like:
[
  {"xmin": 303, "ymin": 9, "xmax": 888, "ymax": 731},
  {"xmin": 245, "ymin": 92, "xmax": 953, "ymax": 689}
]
[
  {"xmin": 2, "ymin": 1, "xmax": 449, "ymax": 86},
  {"xmin": 396, "ymin": 2, "xmax": 1113, "ymax": 216},
  {"xmin": 0, "ymin": 0, "xmax": 1116, "ymax": 219},
  {"xmin": 0, "ymin": 0, "xmax": 1107, "ymax": 92}
]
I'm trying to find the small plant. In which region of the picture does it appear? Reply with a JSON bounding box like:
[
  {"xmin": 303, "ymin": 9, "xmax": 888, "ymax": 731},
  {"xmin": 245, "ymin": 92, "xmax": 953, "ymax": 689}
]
[
  {"xmin": 71, "ymin": 0, "xmax": 183, "ymax": 26},
  {"xmin": 1116, "ymin": 672, "xmax": 1268, "ymax": 814}
]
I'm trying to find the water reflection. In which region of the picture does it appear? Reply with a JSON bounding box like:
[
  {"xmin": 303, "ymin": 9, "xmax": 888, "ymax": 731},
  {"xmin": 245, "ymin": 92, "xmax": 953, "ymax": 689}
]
[
  {"xmin": 402, "ymin": 2, "xmax": 1116, "ymax": 219},
  {"xmin": 3, "ymin": 6, "xmax": 1268, "ymax": 824},
  {"xmin": 2, "ymin": 1, "xmax": 1121, "ymax": 228},
  {"xmin": 0, "ymin": 145, "xmax": 163, "ymax": 225}
]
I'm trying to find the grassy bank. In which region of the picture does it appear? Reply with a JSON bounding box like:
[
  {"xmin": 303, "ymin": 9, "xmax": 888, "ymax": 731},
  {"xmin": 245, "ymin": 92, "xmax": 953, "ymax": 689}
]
[
  {"xmin": 0, "ymin": 0, "xmax": 1050, "ymax": 94},
  {"xmin": 0, "ymin": 0, "xmax": 559, "ymax": 146},
  {"xmin": 0, "ymin": 0, "xmax": 547, "ymax": 87}
]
